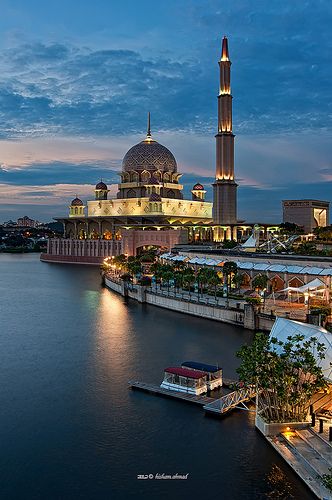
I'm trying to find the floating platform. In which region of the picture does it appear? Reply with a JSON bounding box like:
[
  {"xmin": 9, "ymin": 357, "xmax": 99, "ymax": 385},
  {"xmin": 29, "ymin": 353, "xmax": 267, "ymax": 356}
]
[
  {"xmin": 129, "ymin": 378, "xmax": 255, "ymax": 417},
  {"xmin": 129, "ymin": 381, "xmax": 215, "ymax": 405}
]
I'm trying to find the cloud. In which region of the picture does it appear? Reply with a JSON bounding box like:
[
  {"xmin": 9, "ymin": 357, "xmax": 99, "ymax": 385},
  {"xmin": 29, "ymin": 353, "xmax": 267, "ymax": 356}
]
[{"xmin": 0, "ymin": 4, "xmax": 331, "ymax": 141}]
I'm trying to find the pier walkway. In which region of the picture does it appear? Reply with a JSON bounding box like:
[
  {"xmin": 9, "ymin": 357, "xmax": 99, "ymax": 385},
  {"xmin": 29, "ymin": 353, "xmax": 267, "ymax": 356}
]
[
  {"xmin": 129, "ymin": 381, "xmax": 215, "ymax": 406},
  {"xmin": 203, "ymin": 386, "xmax": 256, "ymax": 415}
]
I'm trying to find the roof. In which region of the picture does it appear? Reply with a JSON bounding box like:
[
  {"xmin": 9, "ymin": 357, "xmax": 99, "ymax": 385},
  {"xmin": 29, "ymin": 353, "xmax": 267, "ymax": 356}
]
[
  {"xmin": 192, "ymin": 183, "xmax": 204, "ymax": 190},
  {"xmin": 122, "ymin": 139, "xmax": 177, "ymax": 173},
  {"xmin": 71, "ymin": 197, "xmax": 83, "ymax": 206},
  {"xmin": 161, "ymin": 254, "xmax": 332, "ymax": 276},
  {"xmin": 164, "ymin": 367, "xmax": 207, "ymax": 379},
  {"xmin": 270, "ymin": 318, "xmax": 332, "ymax": 382},
  {"xmin": 182, "ymin": 361, "xmax": 221, "ymax": 373},
  {"xmin": 95, "ymin": 181, "xmax": 107, "ymax": 190}
]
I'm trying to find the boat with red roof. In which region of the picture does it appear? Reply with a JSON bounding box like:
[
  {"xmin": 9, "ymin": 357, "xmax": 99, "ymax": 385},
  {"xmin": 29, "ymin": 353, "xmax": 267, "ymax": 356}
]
[{"xmin": 160, "ymin": 367, "xmax": 208, "ymax": 395}]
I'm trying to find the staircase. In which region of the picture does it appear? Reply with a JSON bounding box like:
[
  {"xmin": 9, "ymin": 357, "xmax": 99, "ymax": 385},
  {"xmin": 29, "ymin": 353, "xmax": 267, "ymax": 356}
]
[{"xmin": 271, "ymin": 427, "xmax": 332, "ymax": 499}]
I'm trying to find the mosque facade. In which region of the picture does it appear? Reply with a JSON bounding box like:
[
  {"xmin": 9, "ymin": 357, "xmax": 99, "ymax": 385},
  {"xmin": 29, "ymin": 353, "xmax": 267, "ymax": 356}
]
[{"xmin": 42, "ymin": 37, "xmax": 278, "ymax": 264}]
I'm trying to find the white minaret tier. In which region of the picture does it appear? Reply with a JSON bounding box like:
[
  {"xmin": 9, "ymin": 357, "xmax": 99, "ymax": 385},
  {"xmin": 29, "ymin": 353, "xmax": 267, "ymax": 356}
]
[{"xmin": 212, "ymin": 37, "xmax": 238, "ymax": 225}]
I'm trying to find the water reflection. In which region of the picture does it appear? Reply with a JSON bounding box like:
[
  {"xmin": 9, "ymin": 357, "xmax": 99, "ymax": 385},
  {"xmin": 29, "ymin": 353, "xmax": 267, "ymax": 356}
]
[{"xmin": 0, "ymin": 255, "xmax": 315, "ymax": 500}]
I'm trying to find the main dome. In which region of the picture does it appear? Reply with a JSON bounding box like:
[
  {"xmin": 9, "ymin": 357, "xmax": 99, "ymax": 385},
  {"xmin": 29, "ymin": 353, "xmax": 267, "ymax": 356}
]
[{"xmin": 122, "ymin": 138, "xmax": 177, "ymax": 173}]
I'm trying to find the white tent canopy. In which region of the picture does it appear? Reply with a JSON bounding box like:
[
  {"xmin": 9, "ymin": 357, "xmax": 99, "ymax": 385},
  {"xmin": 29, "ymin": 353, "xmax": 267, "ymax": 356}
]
[
  {"xmin": 270, "ymin": 317, "xmax": 332, "ymax": 383},
  {"xmin": 279, "ymin": 278, "xmax": 326, "ymax": 294}
]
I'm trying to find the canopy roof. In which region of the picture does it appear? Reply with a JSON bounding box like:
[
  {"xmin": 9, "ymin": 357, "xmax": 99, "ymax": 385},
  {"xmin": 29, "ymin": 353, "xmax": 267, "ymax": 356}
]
[
  {"xmin": 160, "ymin": 253, "xmax": 332, "ymax": 277},
  {"xmin": 181, "ymin": 361, "xmax": 221, "ymax": 373},
  {"xmin": 279, "ymin": 278, "xmax": 326, "ymax": 294},
  {"xmin": 164, "ymin": 367, "xmax": 207, "ymax": 379},
  {"xmin": 270, "ymin": 318, "xmax": 332, "ymax": 383}
]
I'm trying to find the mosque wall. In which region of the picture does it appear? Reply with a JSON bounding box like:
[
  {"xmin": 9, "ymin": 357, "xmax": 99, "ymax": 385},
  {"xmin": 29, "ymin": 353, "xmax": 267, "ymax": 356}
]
[{"xmin": 86, "ymin": 198, "xmax": 212, "ymax": 219}]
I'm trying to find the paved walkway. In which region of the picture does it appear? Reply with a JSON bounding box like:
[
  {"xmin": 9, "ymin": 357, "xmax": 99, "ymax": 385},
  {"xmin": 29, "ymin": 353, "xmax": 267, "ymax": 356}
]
[{"xmin": 269, "ymin": 429, "xmax": 332, "ymax": 499}]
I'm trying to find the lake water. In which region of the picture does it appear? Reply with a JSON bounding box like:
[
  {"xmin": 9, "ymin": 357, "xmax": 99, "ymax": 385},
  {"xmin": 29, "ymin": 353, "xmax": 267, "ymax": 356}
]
[{"xmin": 0, "ymin": 254, "xmax": 314, "ymax": 499}]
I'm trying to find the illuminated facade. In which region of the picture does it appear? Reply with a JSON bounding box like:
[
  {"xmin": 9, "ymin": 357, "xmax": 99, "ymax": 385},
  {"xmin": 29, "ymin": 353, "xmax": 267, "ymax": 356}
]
[
  {"xmin": 283, "ymin": 200, "xmax": 330, "ymax": 233},
  {"xmin": 41, "ymin": 37, "xmax": 280, "ymax": 264},
  {"xmin": 213, "ymin": 36, "xmax": 238, "ymax": 226}
]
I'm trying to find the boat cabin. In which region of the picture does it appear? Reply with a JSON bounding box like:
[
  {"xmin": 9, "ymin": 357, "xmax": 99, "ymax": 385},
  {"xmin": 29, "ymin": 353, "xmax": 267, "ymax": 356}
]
[
  {"xmin": 160, "ymin": 367, "xmax": 208, "ymax": 395},
  {"xmin": 181, "ymin": 361, "xmax": 223, "ymax": 390}
]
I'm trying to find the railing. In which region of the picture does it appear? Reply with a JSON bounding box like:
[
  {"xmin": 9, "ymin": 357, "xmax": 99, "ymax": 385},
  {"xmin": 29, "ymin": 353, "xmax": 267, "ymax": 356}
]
[{"xmin": 204, "ymin": 386, "xmax": 256, "ymax": 414}]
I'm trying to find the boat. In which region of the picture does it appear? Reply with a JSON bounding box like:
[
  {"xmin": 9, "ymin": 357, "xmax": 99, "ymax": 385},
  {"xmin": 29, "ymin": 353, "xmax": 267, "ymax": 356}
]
[
  {"xmin": 160, "ymin": 367, "xmax": 208, "ymax": 395},
  {"xmin": 181, "ymin": 361, "xmax": 223, "ymax": 390}
]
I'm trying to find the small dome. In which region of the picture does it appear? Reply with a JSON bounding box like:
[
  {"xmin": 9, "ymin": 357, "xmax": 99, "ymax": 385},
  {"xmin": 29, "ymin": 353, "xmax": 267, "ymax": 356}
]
[
  {"xmin": 95, "ymin": 181, "xmax": 107, "ymax": 190},
  {"xmin": 193, "ymin": 183, "xmax": 204, "ymax": 190},
  {"xmin": 149, "ymin": 192, "xmax": 162, "ymax": 202},
  {"xmin": 71, "ymin": 197, "xmax": 83, "ymax": 206}
]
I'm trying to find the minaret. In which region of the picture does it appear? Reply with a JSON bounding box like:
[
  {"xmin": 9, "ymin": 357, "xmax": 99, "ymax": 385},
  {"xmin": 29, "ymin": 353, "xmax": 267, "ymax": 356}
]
[{"xmin": 212, "ymin": 36, "xmax": 237, "ymax": 225}]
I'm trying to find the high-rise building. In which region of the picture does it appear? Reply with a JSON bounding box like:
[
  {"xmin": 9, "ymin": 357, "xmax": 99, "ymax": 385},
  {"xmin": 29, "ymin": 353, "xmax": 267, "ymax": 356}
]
[{"xmin": 212, "ymin": 37, "xmax": 238, "ymax": 225}]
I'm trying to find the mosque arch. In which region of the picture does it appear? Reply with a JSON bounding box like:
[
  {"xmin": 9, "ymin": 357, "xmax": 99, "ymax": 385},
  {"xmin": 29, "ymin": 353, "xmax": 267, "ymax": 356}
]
[{"xmin": 141, "ymin": 170, "xmax": 151, "ymax": 183}]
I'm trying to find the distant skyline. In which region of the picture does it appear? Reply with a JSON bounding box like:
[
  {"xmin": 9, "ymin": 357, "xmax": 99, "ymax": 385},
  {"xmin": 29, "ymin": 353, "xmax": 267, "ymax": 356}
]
[{"xmin": 0, "ymin": 0, "xmax": 331, "ymax": 222}]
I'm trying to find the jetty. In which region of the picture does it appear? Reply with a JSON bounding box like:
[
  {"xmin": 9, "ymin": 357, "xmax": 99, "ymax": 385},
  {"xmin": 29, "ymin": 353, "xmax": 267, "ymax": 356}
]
[
  {"xmin": 129, "ymin": 381, "xmax": 215, "ymax": 406},
  {"xmin": 203, "ymin": 386, "xmax": 256, "ymax": 415},
  {"xmin": 129, "ymin": 379, "xmax": 256, "ymax": 416}
]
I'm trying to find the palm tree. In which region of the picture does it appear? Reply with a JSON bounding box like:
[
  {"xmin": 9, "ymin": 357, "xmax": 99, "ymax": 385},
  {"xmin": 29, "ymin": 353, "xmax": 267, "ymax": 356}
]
[
  {"xmin": 232, "ymin": 273, "xmax": 244, "ymax": 293},
  {"xmin": 208, "ymin": 273, "xmax": 221, "ymax": 299},
  {"xmin": 223, "ymin": 261, "xmax": 238, "ymax": 294},
  {"xmin": 182, "ymin": 268, "xmax": 195, "ymax": 299}
]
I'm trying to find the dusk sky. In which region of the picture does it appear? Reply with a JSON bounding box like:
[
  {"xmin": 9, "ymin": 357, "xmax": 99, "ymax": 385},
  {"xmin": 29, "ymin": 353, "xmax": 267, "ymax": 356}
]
[{"xmin": 0, "ymin": 0, "xmax": 331, "ymax": 222}]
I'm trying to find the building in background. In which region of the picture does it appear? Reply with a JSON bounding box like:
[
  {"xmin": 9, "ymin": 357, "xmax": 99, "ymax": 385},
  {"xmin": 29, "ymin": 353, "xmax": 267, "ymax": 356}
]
[
  {"xmin": 283, "ymin": 200, "xmax": 330, "ymax": 233},
  {"xmin": 17, "ymin": 216, "xmax": 41, "ymax": 228}
]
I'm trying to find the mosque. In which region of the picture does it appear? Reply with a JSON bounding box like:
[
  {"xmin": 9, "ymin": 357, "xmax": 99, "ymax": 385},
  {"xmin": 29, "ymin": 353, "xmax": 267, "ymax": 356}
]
[{"xmin": 42, "ymin": 37, "xmax": 279, "ymax": 264}]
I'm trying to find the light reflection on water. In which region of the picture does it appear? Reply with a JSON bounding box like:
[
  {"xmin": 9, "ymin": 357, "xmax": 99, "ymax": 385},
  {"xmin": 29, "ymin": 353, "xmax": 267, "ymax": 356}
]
[{"xmin": 0, "ymin": 255, "xmax": 314, "ymax": 500}]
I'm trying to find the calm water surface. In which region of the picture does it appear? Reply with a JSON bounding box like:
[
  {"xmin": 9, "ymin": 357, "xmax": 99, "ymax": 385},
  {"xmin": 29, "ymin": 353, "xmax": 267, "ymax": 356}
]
[{"xmin": 0, "ymin": 254, "xmax": 314, "ymax": 500}]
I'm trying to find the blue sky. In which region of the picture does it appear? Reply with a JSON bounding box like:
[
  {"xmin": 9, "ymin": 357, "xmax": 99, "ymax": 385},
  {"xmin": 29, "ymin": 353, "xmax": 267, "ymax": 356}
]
[{"xmin": 0, "ymin": 0, "xmax": 331, "ymax": 222}]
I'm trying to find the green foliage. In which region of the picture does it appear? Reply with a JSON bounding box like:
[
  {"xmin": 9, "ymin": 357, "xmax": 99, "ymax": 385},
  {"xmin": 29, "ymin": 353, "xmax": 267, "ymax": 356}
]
[
  {"xmin": 309, "ymin": 306, "xmax": 331, "ymax": 319},
  {"xmin": 279, "ymin": 222, "xmax": 304, "ymax": 234},
  {"xmin": 237, "ymin": 333, "xmax": 327, "ymax": 423},
  {"xmin": 245, "ymin": 296, "xmax": 262, "ymax": 305},
  {"xmin": 252, "ymin": 274, "xmax": 269, "ymax": 291},
  {"xmin": 314, "ymin": 225, "xmax": 332, "ymax": 242},
  {"xmin": 321, "ymin": 468, "xmax": 332, "ymax": 492},
  {"xmin": 222, "ymin": 240, "xmax": 238, "ymax": 249}
]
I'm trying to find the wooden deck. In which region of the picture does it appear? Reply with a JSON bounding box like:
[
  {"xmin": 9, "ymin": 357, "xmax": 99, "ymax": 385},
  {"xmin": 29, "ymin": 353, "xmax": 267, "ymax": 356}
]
[{"xmin": 129, "ymin": 381, "xmax": 215, "ymax": 405}]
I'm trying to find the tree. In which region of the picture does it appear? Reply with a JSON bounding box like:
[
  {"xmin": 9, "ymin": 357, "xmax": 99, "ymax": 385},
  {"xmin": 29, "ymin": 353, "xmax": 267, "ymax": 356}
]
[
  {"xmin": 223, "ymin": 261, "xmax": 238, "ymax": 295},
  {"xmin": 127, "ymin": 258, "xmax": 142, "ymax": 278},
  {"xmin": 182, "ymin": 268, "xmax": 195, "ymax": 298},
  {"xmin": 237, "ymin": 333, "xmax": 327, "ymax": 423},
  {"xmin": 252, "ymin": 274, "xmax": 269, "ymax": 292},
  {"xmin": 208, "ymin": 273, "xmax": 221, "ymax": 298},
  {"xmin": 232, "ymin": 273, "xmax": 244, "ymax": 293},
  {"xmin": 279, "ymin": 222, "xmax": 304, "ymax": 235}
]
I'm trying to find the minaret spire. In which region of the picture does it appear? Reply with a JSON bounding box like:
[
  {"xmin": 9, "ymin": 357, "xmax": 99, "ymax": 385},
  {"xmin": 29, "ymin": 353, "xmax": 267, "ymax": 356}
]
[
  {"xmin": 213, "ymin": 36, "xmax": 238, "ymax": 227},
  {"xmin": 147, "ymin": 111, "xmax": 151, "ymax": 138},
  {"xmin": 221, "ymin": 36, "xmax": 229, "ymax": 61}
]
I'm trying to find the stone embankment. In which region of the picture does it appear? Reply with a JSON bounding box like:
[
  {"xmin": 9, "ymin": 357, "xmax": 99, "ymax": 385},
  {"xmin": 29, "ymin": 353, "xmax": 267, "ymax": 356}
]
[{"xmin": 104, "ymin": 274, "xmax": 275, "ymax": 331}]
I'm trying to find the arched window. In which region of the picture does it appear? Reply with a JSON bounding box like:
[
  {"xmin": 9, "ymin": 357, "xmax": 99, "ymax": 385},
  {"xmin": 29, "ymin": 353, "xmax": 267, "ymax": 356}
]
[
  {"xmin": 75, "ymin": 207, "xmax": 78, "ymax": 214},
  {"xmin": 141, "ymin": 171, "xmax": 151, "ymax": 183},
  {"xmin": 131, "ymin": 171, "xmax": 139, "ymax": 182},
  {"xmin": 127, "ymin": 189, "xmax": 136, "ymax": 198}
]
